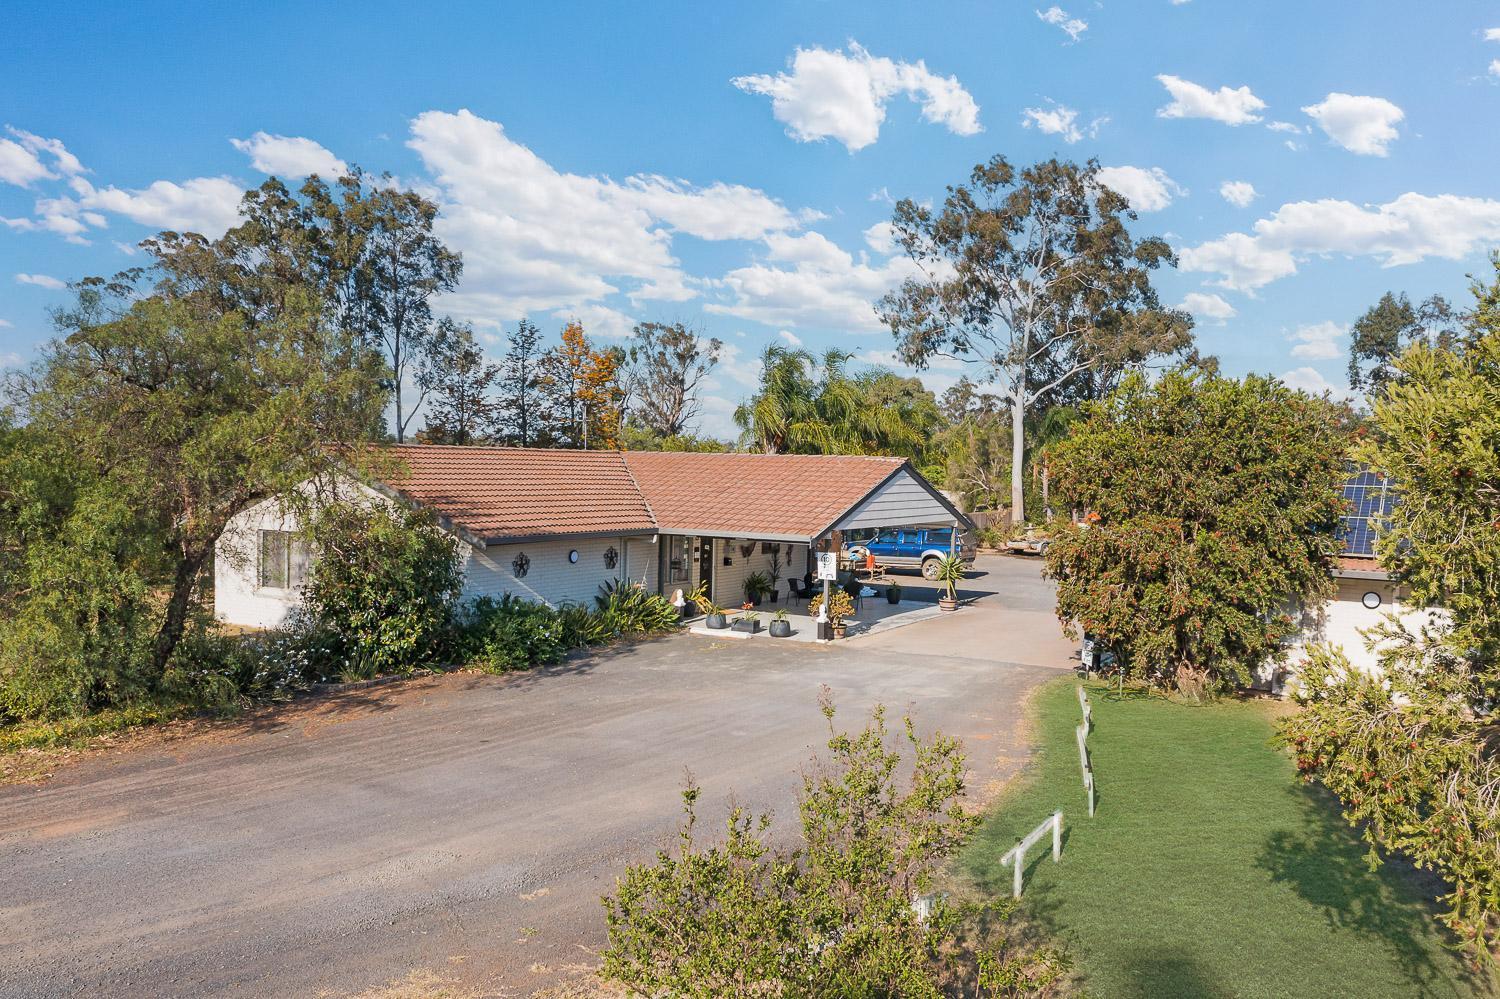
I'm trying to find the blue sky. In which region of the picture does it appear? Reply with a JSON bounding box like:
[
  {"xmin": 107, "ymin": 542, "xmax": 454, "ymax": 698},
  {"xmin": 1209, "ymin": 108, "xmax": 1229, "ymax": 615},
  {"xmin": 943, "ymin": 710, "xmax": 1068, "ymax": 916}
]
[{"xmin": 5, "ymin": 1, "xmax": 1500, "ymax": 436}]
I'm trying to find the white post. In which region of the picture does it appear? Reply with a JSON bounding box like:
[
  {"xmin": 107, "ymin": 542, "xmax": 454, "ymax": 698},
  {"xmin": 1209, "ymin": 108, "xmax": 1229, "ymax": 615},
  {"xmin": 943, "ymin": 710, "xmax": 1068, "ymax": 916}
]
[
  {"xmin": 1012, "ymin": 849, "xmax": 1023, "ymax": 899},
  {"xmin": 1052, "ymin": 811, "xmax": 1062, "ymax": 861}
]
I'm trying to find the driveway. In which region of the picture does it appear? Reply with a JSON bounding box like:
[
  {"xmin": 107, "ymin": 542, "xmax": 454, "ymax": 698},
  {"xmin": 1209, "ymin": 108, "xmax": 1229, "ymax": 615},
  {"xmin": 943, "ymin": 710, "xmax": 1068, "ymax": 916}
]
[{"xmin": 0, "ymin": 555, "xmax": 1071, "ymax": 998}]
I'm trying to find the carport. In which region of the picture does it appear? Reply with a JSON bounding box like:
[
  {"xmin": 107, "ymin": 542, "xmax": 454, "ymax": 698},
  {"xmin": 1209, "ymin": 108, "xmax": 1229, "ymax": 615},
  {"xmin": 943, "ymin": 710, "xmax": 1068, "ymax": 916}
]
[{"xmin": 620, "ymin": 451, "xmax": 972, "ymax": 618}]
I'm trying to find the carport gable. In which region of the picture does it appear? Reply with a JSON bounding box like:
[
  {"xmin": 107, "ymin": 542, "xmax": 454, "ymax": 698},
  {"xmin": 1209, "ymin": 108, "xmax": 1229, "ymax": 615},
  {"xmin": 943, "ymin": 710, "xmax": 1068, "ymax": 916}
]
[
  {"xmin": 622, "ymin": 451, "xmax": 943, "ymax": 543},
  {"xmin": 818, "ymin": 462, "xmax": 973, "ymax": 540}
]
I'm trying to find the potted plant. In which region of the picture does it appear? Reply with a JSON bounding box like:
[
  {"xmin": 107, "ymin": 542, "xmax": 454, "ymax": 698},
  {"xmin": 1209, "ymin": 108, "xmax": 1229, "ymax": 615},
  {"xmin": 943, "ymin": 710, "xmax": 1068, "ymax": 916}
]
[
  {"xmin": 767, "ymin": 547, "xmax": 783, "ymax": 604},
  {"xmin": 769, "ymin": 608, "xmax": 792, "ymax": 638},
  {"xmin": 744, "ymin": 571, "xmax": 771, "ymax": 608},
  {"xmin": 682, "ymin": 580, "xmax": 709, "ymax": 620},
  {"xmin": 886, "ymin": 582, "xmax": 902, "ymax": 604},
  {"xmin": 935, "ymin": 555, "xmax": 964, "ymax": 612},
  {"xmin": 700, "ymin": 590, "xmax": 729, "ymax": 630},
  {"xmin": 809, "ymin": 589, "xmax": 855, "ymax": 639},
  {"xmin": 733, "ymin": 610, "xmax": 761, "ymax": 634}
]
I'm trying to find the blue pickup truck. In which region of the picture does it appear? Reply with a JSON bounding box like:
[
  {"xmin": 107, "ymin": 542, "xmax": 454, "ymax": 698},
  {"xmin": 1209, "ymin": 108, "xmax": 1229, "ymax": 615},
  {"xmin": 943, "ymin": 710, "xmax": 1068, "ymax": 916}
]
[{"xmin": 843, "ymin": 527, "xmax": 976, "ymax": 580}]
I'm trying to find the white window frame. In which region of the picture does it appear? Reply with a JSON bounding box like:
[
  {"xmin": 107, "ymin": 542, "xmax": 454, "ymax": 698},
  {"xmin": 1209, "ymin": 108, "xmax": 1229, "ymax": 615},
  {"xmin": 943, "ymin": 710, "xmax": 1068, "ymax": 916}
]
[{"xmin": 258, "ymin": 529, "xmax": 309, "ymax": 592}]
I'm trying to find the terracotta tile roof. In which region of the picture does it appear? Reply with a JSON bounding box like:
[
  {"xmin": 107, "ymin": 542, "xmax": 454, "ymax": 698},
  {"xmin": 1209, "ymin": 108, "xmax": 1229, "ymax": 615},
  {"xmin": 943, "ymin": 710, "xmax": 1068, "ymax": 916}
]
[
  {"xmin": 1336, "ymin": 555, "xmax": 1389, "ymax": 578},
  {"xmin": 622, "ymin": 451, "xmax": 908, "ymax": 540},
  {"xmin": 378, "ymin": 445, "xmax": 657, "ymax": 543}
]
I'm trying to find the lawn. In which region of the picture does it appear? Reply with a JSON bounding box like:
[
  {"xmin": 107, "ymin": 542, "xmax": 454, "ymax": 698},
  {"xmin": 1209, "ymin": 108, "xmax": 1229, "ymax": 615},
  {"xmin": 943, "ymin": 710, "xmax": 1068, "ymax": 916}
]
[{"xmin": 964, "ymin": 679, "xmax": 1494, "ymax": 999}]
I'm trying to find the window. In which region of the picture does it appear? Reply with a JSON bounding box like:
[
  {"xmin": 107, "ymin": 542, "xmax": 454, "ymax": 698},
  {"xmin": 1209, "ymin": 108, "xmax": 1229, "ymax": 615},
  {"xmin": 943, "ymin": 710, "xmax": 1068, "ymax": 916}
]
[
  {"xmin": 875, "ymin": 530, "xmax": 901, "ymax": 545},
  {"xmin": 927, "ymin": 529, "xmax": 953, "ymax": 547},
  {"xmin": 258, "ymin": 530, "xmax": 309, "ymax": 590},
  {"xmin": 668, "ymin": 536, "xmax": 689, "ymax": 582}
]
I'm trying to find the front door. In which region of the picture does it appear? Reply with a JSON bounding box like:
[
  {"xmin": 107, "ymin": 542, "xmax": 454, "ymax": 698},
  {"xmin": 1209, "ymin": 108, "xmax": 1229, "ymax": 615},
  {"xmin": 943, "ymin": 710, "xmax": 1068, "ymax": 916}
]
[{"xmin": 696, "ymin": 537, "xmax": 714, "ymax": 602}]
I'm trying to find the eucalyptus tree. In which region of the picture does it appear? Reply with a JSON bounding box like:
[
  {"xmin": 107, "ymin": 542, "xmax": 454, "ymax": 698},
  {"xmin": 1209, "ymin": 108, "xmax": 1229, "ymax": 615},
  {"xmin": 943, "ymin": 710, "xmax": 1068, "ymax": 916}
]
[
  {"xmin": 420, "ymin": 319, "xmax": 500, "ymax": 445},
  {"xmin": 879, "ymin": 155, "xmax": 1192, "ymax": 523},
  {"xmin": 1346, "ymin": 291, "xmax": 1460, "ymax": 396},
  {"xmin": 624, "ymin": 321, "xmax": 722, "ymax": 438}
]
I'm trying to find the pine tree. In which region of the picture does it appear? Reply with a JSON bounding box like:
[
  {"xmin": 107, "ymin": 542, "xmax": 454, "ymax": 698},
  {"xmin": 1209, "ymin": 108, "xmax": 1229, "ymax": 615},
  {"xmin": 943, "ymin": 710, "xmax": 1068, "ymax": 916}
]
[
  {"xmin": 418, "ymin": 319, "xmax": 499, "ymax": 445},
  {"xmin": 495, "ymin": 319, "xmax": 543, "ymax": 447}
]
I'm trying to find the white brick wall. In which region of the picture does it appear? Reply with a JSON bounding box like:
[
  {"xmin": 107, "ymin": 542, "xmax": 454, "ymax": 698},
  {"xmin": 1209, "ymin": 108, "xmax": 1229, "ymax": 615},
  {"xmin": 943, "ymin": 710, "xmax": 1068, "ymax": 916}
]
[
  {"xmin": 462, "ymin": 535, "xmax": 657, "ymax": 608},
  {"xmin": 710, "ymin": 538, "xmax": 808, "ymax": 608},
  {"xmin": 213, "ymin": 479, "xmax": 660, "ymax": 626}
]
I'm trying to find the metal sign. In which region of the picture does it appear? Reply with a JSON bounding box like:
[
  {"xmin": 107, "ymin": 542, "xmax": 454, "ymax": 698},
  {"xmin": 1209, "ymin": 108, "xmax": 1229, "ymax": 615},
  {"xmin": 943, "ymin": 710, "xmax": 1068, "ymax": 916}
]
[{"xmin": 815, "ymin": 551, "xmax": 838, "ymax": 581}]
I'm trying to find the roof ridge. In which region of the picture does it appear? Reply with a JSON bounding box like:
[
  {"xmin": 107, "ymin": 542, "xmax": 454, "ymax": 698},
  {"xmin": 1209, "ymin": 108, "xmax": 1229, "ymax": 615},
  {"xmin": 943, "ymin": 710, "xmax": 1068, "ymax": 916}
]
[{"xmin": 616, "ymin": 451, "xmax": 659, "ymax": 532}]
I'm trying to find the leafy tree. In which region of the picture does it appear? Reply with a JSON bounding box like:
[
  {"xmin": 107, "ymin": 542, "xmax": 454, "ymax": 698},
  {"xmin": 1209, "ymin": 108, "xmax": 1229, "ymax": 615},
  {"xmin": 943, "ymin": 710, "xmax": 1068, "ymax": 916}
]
[
  {"xmin": 879, "ymin": 156, "xmax": 1192, "ymax": 523},
  {"xmin": 735, "ymin": 346, "xmax": 933, "ymax": 457},
  {"xmin": 1281, "ymin": 637, "xmax": 1498, "ymax": 963},
  {"xmin": 419, "ymin": 319, "xmax": 500, "ymax": 445},
  {"xmin": 601, "ymin": 696, "xmax": 1067, "ymax": 997},
  {"xmin": 495, "ymin": 318, "xmax": 544, "ymax": 447},
  {"xmin": 1043, "ymin": 367, "xmax": 1346, "ymax": 693},
  {"xmin": 144, "ymin": 172, "xmax": 462, "ymax": 442},
  {"xmin": 1347, "ymin": 291, "xmax": 1460, "ymax": 395},
  {"xmin": 539, "ymin": 322, "xmax": 626, "ymax": 449},
  {"xmin": 5, "ymin": 281, "xmax": 385, "ymax": 699},
  {"xmin": 304, "ymin": 503, "xmax": 462, "ymax": 679},
  {"xmin": 624, "ymin": 321, "xmax": 722, "ymax": 438}
]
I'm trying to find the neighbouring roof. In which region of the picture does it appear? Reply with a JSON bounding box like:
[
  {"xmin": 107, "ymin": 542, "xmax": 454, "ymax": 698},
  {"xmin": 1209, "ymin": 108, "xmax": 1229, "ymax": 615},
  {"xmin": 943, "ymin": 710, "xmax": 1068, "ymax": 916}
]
[
  {"xmin": 623, "ymin": 451, "xmax": 914, "ymax": 541},
  {"xmin": 378, "ymin": 445, "xmax": 657, "ymax": 544},
  {"xmin": 372, "ymin": 445, "xmax": 964, "ymax": 546},
  {"xmin": 1336, "ymin": 555, "xmax": 1390, "ymax": 581}
]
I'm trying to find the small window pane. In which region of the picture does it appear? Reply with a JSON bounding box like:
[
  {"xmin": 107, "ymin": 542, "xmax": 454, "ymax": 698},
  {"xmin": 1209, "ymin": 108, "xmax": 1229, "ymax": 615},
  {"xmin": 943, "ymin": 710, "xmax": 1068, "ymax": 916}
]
[
  {"xmin": 927, "ymin": 529, "xmax": 952, "ymax": 546},
  {"xmin": 259, "ymin": 530, "xmax": 289, "ymax": 589}
]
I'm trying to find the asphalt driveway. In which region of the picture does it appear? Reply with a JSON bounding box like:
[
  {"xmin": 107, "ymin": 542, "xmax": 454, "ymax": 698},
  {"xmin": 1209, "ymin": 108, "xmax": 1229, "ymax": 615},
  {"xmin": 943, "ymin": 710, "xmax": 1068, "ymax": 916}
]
[{"xmin": 0, "ymin": 556, "xmax": 1071, "ymax": 998}]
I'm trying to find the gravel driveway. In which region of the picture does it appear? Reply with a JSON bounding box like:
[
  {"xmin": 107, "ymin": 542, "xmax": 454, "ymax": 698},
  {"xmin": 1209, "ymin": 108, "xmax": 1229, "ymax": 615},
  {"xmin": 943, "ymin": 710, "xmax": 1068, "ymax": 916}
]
[{"xmin": 0, "ymin": 556, "xmax": 1071, "ymax": 998}]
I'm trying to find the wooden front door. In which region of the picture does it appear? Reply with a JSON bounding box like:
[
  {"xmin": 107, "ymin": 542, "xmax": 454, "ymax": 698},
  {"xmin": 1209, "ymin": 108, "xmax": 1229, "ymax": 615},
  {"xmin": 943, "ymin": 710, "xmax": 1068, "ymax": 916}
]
[{"xmin": 696, "ymin": 537, "xmax": 713, "ymax": 602}]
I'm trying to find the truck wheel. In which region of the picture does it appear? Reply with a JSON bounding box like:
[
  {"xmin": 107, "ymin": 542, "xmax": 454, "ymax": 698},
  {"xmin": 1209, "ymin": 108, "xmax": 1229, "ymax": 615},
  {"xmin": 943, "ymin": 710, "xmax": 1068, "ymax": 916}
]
[{"xmin": 921, "ymin": 557, "xmax": 940, "ymax": 580}]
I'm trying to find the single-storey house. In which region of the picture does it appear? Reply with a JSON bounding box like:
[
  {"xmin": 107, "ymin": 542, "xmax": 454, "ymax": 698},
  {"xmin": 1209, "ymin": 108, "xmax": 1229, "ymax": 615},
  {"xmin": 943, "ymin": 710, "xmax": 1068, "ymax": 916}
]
[
  {"xmin": 214, "ymin": 445, "xmax": 972, "ymax": 629},
  {"xmin": 1268, "ymin": 469, "xmax": 1440, "ymax": 690}
]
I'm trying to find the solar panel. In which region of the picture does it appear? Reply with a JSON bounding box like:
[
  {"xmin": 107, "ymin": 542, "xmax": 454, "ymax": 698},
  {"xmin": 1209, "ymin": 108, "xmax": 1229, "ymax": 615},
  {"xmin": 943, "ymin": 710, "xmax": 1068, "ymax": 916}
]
[{"xmin": 1337, "ymin": 469, "xmax": 1398, "ymax": 557}]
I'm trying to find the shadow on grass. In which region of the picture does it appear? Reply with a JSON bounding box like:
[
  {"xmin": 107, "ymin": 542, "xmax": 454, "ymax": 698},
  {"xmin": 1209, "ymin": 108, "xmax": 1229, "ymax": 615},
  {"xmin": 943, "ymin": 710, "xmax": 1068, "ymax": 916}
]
[
  {"xmin": 1255, "ymin": 781, "xmax": 1484, "ymax": 998},
  {"xmin": 1119, "ymin": 949, "xmax": 1230, "ymax": 999}
]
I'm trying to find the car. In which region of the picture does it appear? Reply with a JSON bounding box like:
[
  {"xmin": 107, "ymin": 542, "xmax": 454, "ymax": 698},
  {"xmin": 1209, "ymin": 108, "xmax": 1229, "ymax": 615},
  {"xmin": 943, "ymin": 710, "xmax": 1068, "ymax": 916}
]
[{"xmin": 843, "ymin": 526, "xmax": 977, "ymax": 580}]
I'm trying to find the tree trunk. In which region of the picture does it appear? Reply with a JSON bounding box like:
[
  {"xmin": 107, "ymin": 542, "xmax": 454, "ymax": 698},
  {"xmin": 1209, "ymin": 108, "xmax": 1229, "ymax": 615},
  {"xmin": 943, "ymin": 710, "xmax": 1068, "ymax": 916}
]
[
  {"xmin": 150, "ymin": 548, "xmax": 210, "ymax": 679},
  {"xmin": 1010, "ymin": 392, "xmax": 1026, "ymax": 525}
]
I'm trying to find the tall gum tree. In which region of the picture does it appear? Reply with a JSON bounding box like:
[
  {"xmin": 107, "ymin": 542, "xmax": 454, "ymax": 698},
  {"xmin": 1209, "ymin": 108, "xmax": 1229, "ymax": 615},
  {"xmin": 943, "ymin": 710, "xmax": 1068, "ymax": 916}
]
[{"xmin": 878, "ymin": 155, "xmax": 1192, "ymax": 523}]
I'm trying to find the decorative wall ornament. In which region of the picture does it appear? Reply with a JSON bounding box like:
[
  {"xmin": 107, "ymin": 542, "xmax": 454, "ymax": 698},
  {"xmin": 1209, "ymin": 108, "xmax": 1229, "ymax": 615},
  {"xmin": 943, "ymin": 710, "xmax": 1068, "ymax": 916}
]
[
  {"xmin": 512, "ymin": 551, "xmax": 531, "ymax": 578},
  {"xmin": 739, "ymin": 542, "xmax": 755, "ymax": 558},
  {"xmin": 603, "ymin": 546, "xmax": 619, "ymax": 569}
]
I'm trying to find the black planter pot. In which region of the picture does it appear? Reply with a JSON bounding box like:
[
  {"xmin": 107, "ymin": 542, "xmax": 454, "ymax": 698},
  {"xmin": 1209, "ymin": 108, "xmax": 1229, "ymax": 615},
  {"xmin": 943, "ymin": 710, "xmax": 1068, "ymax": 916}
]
[
  {"xmin": 768, "ymin": 590, "xmax": 779, "ymax": 604},
  {"xmin": 750, "ymin": 594, "xmax": 763, "ymax": 607},
  {"xmin": 732, "ymin": 618, "xmax": 761, "ymax": 634},
  {"xmin": 886, "ymin": 588, "xmax": 901, "ymax": 604},
  {"xmin": 706, "ymin": 612, "xmax": 729, "ymax": 629},
  {"xmin": 769, "ymin": 619, "xmax": 792, "ymax": 638}
]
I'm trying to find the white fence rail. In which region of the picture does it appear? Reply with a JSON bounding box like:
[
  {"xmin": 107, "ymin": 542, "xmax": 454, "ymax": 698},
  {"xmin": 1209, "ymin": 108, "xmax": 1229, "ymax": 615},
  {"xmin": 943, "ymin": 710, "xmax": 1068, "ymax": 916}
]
[
  {"xmin": 998, "ymin": 810, "xmax": 1062, "ymax": 898},
  {"xmin": 1077, "ymin": 685, "xmax": 1096, "ymax": 817}
]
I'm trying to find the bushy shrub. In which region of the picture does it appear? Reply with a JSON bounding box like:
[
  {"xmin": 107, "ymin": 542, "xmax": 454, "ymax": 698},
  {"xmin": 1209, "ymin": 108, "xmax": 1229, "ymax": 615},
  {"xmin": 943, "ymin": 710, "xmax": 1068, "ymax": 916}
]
[
  {"xmin": 593, "ymin": 580, "xmax": 680, "ymax": 636},
  {"xmin": 304, "ymin": 503, "xmax": 462, "ymax": 679},
  {"xmin": 455, "ymin": 582, "xmax": 682, "ymax": 674},
  {"xmin": 601, "ymin": 695, "xmax": 1067, "ymax": 997}
]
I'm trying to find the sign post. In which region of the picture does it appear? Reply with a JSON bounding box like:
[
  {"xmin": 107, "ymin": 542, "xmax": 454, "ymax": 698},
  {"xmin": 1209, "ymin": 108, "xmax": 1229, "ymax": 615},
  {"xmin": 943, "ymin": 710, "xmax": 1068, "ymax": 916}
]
[{"xmin": 815, "ymin": 551, "xmax": 837, "ymax": 641}]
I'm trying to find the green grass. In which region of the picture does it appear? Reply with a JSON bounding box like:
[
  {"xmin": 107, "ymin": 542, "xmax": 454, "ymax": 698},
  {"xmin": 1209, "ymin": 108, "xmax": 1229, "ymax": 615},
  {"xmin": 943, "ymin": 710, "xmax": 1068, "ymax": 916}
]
[
  {"xmin": 965, "ymin": 679, "xmax": 1494, "ymax": 999},
  {"xmin": 0, "ymin": 700, "xmax": 197, "ymax": 755}
]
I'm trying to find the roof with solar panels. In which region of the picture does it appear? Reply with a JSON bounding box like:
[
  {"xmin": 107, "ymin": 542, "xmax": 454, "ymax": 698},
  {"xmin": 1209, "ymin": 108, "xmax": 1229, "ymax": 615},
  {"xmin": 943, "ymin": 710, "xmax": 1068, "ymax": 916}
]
[{"xmin": 1335, "ymin": 467, "xmax": 1398, "ymax": 580}]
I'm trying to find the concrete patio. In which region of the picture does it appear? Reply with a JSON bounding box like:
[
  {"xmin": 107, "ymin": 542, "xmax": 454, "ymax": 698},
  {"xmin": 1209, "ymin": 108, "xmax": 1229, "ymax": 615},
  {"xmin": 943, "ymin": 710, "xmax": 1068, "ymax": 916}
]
[{"xmin": 686, "ymin": 588, "xmax": 947, "ymax": 643}]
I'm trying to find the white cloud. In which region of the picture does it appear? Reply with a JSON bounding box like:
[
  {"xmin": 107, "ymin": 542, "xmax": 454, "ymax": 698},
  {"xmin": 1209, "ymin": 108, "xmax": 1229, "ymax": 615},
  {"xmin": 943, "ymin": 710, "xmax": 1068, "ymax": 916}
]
[
  {"xmin": 1036, "ymin": 6, "xmax": 1088, "ymax": 41},
  {"xmin": 1266, "ymin": 120, "xmax": 1304, "ymax": 134},
  {"xmin": 778, "ymin": 329, "xmax": 803, "ymax": 346},
  {"xmin": 1281, "ymin": 366, "xmax": 1350, "ymax": 398},
  {"xmin": 0, "ymin": 318, "xmax": 13, "ymax": 328},
  {"xmin": 1178, "ymin": 291, "xmax": 1236, "ymax": 324},
  {"xmin": 1301, "ymin": 93, "xmax": 1403, "ymax": 156},
  {"xmin": 70, "ymin": 176, "xmax": 245, "ymax": 237},
  {"xmin": 407, "ymin": 109, "xmax": 808, "ymax": 324},
  {"xmin": 230, "ymin": 131, "xmax": 347, "ymax": 178},
  {"xmin": 706, "ymin": 230, "xmax": 924, "ymax": 332},
  {"xmin": 1485, "ymin": 27, "xmax": 1500, "ymax": 41},
  {"xmin": 863, "ymin": 220, "xmax": 897, "ymax": 254},
  {"xmin": 1096, "ymin": 165, "xmax": 1183, "ymax": 212},
  {"xmin": 1181, "ymin": 192, "xmax": 1500, "ymax": 292},
  {"xmin": 0, "ymin": 127, "xmax": 84, "ymax": 187},
  {"xmin": 1021, "ymin": 101, "xmax": 1083, "ymax": 143},
  {"xmin": 731, "ymin": 42, "xmax": 981, "ymax": 152},
  {"xmin": 1219, "ymin": 180, "xmax": 1258, "ymax": 207},
  {"xmin": 564, "ymin": 304, "xmax": 638, "ymax": 341},
  {"xmin": 15, "ymin": 272, "xmax": 65, "ymax": 289},
  {"xmin": 1288, "ymin": 320, "xmax": 1345, "ymax": 360},
  {"xmin": 1490, "ymin": 59, "xmax": 1500, "ymax": 78},
  {"xmin": 1155, "ymin": 74, "xmax": 1266, "ymax": 125}
]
